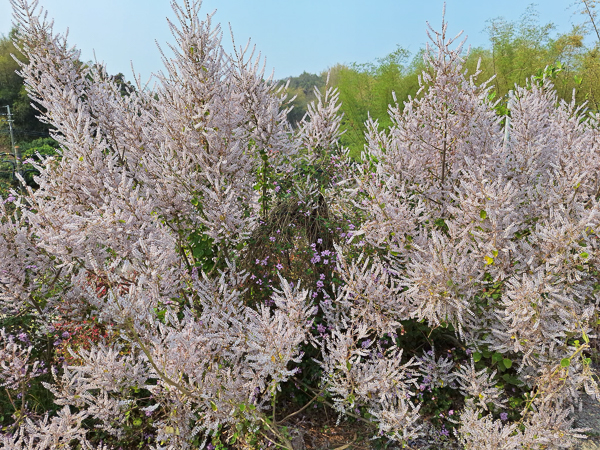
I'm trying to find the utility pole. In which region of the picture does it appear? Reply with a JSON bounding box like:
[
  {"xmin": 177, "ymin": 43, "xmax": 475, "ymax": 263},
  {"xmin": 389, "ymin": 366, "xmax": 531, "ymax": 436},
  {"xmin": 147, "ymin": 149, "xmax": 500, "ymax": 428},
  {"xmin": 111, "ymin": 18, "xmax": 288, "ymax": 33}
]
[{"xmin": 3, "ymin": 105, "xmax": 21, "ymax": 180}]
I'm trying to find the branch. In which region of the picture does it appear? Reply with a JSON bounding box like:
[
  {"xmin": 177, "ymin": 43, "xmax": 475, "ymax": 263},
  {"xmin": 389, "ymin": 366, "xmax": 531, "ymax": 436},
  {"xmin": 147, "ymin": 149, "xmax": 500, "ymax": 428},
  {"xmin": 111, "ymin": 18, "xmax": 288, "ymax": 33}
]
[
  {"xmin": 125, "ymin": 319, "xmax": 195, "ymax": 398},
  {"xmin": 275, "ymin": 387, "xmax": 325, "ymax": 424}
]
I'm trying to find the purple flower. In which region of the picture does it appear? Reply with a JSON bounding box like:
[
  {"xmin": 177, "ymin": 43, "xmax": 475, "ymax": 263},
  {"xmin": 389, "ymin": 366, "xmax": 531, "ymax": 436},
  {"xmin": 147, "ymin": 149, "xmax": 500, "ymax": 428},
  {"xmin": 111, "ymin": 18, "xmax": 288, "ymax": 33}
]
[
  {"xmin": 316, "ymin": 280, "xmax": 324, "ymax": 288},
  {"xmin": 317, "ymin": 324, "xmax": 326, "ymax": 333},
  {"xmin": 500, "ymin": 412, "xmax": 508, "ymax": 421},
  {"xmin": 269, "ymin": 236, "xmax": 276, "ymax": 242},
  {"xmin": 17, "ymin": 332, "xmax": 28, "ymax": 342},
  {"xmin": 319, "ymin": 273, "xmax": 325, "ymax": 280},
  {"xmin": 145, "ymin": 410, "xmax": 153, "ymax": 417},
  {"xmin": 361, "ymin": 339, "xmax": 371, "ymax": 348},
  {"xmin": 62, "ymin": 331, "xmax": 70, "ymax": 339},
  {"xmin": 276, "ymin": 263, "xmax": 283, "ymax": 270}
]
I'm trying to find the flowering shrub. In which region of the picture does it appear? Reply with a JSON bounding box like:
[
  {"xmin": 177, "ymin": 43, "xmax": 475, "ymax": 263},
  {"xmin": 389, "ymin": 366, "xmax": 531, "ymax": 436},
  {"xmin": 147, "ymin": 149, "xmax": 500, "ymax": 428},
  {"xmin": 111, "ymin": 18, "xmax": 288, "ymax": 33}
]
[{"xmin": 1, "ymin": 0, "xmax": 600, "ymax": 449}]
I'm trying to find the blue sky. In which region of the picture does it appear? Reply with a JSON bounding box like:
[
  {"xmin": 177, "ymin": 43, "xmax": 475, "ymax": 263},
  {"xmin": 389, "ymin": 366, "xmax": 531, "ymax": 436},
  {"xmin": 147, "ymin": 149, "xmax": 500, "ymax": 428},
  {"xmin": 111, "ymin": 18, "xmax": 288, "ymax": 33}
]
[{"xmin": 0, "ymin": 0, "xmax": 589, "ymax": 84}]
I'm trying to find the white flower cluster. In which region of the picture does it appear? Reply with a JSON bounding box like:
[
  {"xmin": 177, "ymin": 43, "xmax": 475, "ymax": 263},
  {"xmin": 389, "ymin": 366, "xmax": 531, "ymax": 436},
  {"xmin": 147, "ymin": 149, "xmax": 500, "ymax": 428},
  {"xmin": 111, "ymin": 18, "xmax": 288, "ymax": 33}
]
[
  {"xmin": 0, "ymin": 329, "xmax": 43, "ymax": 391},
  {"xmin": 322, "ymin": 15, "xmax": 600, "ymax": 449},
  {"xmin": 1, "ymin": 0, "xmax": 599, "ymax": 448}
]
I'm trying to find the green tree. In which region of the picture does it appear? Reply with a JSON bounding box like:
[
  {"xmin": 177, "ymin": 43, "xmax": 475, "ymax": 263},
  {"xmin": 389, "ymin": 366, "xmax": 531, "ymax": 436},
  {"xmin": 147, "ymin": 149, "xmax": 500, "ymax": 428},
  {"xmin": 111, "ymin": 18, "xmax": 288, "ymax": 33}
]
[
  {"xmin": 282, "ymin": 71, "xmax": 326, "ymax": 126},
  {"xmin": 465, "ymin": 5, "xmax": 587, "ymax": 107},
  {"xmin": 0, "ymin": 28, "xmax": 51, "ymax": 146},
  {"xmin": 334, "ymin": 46, "xmax": 423, "ymax": 157}
]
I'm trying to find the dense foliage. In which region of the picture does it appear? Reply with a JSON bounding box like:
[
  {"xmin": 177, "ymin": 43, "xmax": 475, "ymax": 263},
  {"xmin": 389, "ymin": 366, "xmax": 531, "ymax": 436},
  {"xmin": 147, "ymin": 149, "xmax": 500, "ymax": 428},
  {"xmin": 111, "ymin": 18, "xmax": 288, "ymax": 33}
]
[{"xmin": 2, "ymin": 1, "xmax": 600, "ymax": 449}]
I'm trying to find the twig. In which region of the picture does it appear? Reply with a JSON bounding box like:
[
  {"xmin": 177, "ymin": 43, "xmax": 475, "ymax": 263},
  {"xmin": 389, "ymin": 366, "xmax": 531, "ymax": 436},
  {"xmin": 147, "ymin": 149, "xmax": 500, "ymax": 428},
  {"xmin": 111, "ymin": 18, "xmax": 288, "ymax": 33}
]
[
  {"xmin": 583, "ymin": 0, "xmax": 600, "ymax": 43},
  {"xmin": 292, "ymin": 377, "xmax": 373, "ymax": 425},
  {"xmin": 125, "ymin": 319, "xmax": 194, "ymax": 398},
  {"xmin": 259, "ymin": 431, "xmax": 292, "ymax": 450},
  {"xmin": 332, "ymin": 433, "xmax": 357, "ymax": 450},
  {"xmin": 276, "ymin": 388, "xmax": 325, "ymax": 424},
  {"xmin": 258, "ymin": 415, "xmax": 294, "ymax": 450}
]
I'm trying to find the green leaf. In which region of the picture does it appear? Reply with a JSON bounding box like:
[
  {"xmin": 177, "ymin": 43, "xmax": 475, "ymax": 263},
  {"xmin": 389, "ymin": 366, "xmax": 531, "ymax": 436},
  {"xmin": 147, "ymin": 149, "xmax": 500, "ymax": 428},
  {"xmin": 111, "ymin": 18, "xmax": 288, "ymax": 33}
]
[
  {"xmin": 480, "ymin": 210, "xmax": 487, "ymax": 220},
  {"xmin": 492, "ymin": 352, "xmax": 504, "ymax": 363},
  {"xmin": 502, "ymin": 374, "xmax": 519, "ymax": 384},
  {"xmin": 434, "ymin": 218, "xmax": 448, "ymax": 232},
  {"xmin": 580, "ymin": 252, "xmax": 589, "ymax": 259},
  {"xmin": 133, "ymin": 418, "xmax": 142, "ymax": 427},
  {"xmin": 473, "ymin": 352, "xmax": 482, "ymax": 362},
  {"xmin": 560, "ymin": 358, "xmax": 571, "ymax": 367},
  {"xmin": 239, "ymin": 403, "xmax": 246, "ymax": 412},
  {"xmin": 583, "ymin": 331, "xmax": 590, "ymax": 344},
  {"xmin": 347, "ymin": 393, "xmax": 355, "ymax": 405},
  {"xmin": 210, "ymin": 401, "xmax": 218, "ymax": 411},
  {"xmin": 502, "ymin": 358, "xmax": 512, "ymax": 369},
  {"xmin": 484, "ymin": 256, "xmax": 494, "ymax": 265}
]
